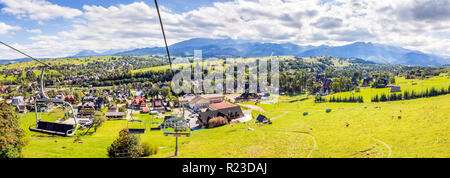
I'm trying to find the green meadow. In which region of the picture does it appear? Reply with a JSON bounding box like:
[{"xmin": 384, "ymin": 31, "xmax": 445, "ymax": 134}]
[{"xmin": 17, "ymin": 75, "xmax": 449, "ymax": 158}]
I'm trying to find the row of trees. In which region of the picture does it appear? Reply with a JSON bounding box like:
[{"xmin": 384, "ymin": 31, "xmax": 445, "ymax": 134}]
[
  {"xmin": 329, "ymin": 96, "xmax": 364, "ymax": 103},
  {"xmin": 371, "ymin": 86, "xmax": 450, "ymax": 102},
  {"xmin": 314, "ymin": 95, "xmax": 364, "ymax": 103}
]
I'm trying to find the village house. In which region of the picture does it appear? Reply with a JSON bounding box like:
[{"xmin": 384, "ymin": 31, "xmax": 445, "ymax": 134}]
[
  {"xmin": 132, "ymin": 96, "xmax": 147, "ymax": 109},
  {"xmin": 77, "ymin": 102, "xmax": 96, "ymax": 118},
  {"xmin": 198, "ymin": 102, "xmax": 244, "ymax": 128},
  {"xmin": 12, "ymin": 96, "xmax": 25, "ymax": 107},
  {"xmin": 82, "ymin": 96, "xmax": 104, "ymax": 110},
  {"xmin": 105, "ymin": 103, "xmax": 126, "ymax": 119},
  {"xmin": 188, "ymin": 96, "xmax": 210, "ymax": 110},
  {"xmin": 151, "ymin": 98, "xmax": 165, "ymax": 112},
  {"xmin": 0, "ymin": 87, "xmax": 7, "ymax": 94},
  {"xmin": 234, "ymin": 93, "xmax": 261, "ymax": 103},
  {"xmin": 108, "ymin": 103, "xmax": 118, "ymax": 112},
  {"xmin": 178, "ymin": 94, "xmax": 196, "ymax": 105},
  {"xmin": 15, "ymin": 104, "xmax": 27, "ymax": 113},
  {"xmin": 200, "ymin": 94, "xmax": 224, "ymax": 103},
  {"xmin": 64, "ymin": 95, "xmax": 78, "ymax": 105}
]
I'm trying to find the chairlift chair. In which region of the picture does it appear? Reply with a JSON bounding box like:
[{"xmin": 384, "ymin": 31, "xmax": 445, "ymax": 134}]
[
  {"xmin": 127, "ymin": 110, "xmax": 146, "ymax": 134},
  {"xmin": 162, "ymin": 116, "xmax": 193, "ymax": 137},
  {"xmin": 150, "ymin": 115, "xmax": 161, "ymax": 131},
  {"xmin": 29, "ymin": 67, "xmax": 79, "ymax": 136}
]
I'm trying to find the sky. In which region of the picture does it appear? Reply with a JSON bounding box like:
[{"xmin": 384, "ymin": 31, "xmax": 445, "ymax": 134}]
[{"xmin": 0, "ymin": 0, "xmax": 449, "ymax": 59}]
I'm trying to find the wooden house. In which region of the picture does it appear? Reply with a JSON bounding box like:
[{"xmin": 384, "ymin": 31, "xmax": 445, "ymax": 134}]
[{"xmin": 198, "ymin": 103, "xmax": 244, "ymax": 128}]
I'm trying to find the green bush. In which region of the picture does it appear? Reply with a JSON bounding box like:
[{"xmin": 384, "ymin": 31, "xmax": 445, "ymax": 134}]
[
  {"xmin": 107, "ymin": 129, "xmax": 143, "ymax": 158},
  {"xmin": 303, "ymin": 112, "xmax": 308, "ymax": 116},
  {"xmin": 141, "ymin": 142, "xmax": 159, "ymax": 157},
  {"xmin": 326, "ymin": 108, "xmax": 332, "ymax": 113}
]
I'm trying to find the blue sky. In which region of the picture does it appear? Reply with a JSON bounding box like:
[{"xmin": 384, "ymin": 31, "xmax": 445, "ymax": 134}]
[{"xmin": 0, "ymin": 0, "xmax": 449, "ymax": 59}]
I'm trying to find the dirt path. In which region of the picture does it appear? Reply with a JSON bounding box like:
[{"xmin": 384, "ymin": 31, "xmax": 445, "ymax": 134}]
[
  {"xmin": 293, "ymin": 131, "xmax": 318, "ymax": 158},
  {"xmin": 348, "ymin": 148, "xmax": 373, "ymax": 158},
  {"xmin": 240, "ymin": 104, "xmax": 319, "ymax": 157},
  {"xmin": 238, "ymin": 104, "xmax": 266, "ymax": 112},
  {"xmin": 271, "ymin": 111, "xmax": 292, "ymax": 120},
  {"xmin": 372, "ymin": 137, "xmax": 392, "ymax": 158},
  {"xmin": 348, "ymin": 138, "xmax": 391, "ymax": 158},
  {"xmin": 238, "ymin": 103, "xmax": 293, "ymax": 120}
]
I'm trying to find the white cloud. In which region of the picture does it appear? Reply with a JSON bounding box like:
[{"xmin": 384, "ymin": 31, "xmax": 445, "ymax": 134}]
[
  {"xmin": 1, "ymin": 0, "xmax": 449, "ymax": 59},
  {"xmin": 26, "ymin": 29, "xmax": 42, "ymax": 34},
  {"xmin": 0, "ymin": 22, "xmax": 21, "ymax": 34},
  {"xmin": 0, "ymin": 0, "xmax": 82, "ymax": 20}
]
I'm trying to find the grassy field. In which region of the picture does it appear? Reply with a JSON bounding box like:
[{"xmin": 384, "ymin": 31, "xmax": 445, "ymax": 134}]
[
  {"xmin": 18, "ymin": 93, "xmax": 449, "ymax": 158},
  {"xmin": 14, "ymin": 73, "xmax": 449, "ymax": 158},
  {"xmin": 325, "ymin": 74, "xmax": 450, "ymax": 102}
]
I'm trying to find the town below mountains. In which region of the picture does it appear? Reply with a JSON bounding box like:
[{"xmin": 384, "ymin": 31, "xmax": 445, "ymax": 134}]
[{"xmin": 1, "ymin": 38, "xmax": 449, "ymax": 66}]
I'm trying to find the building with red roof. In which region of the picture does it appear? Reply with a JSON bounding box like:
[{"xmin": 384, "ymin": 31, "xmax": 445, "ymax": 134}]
[
  {"xmin": 132, "ymin": 96, "xmax": 147, "ymax": 109},
  {"xmin": 209, "ymin": 102, "xmax": 235, "ymax": 110}
]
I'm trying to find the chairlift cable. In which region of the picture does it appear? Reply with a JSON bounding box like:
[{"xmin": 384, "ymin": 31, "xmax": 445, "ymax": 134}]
[
  {"xmin": 0, "ymin": 41, "xmax": 78, "ymax": 136},
  {"xmin": 154, "ymin": 0, "xmax": 174, "ymax": 75},
  {"xmin": 0, "ymin": 41, "xmax": 52, "ymax": 68},
  {"xmin": 0, "ymin": 41, "xmax": 69, "ymax": 78}
]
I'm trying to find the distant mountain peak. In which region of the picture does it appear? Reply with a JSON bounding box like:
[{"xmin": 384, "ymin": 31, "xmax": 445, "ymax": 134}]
[{"xmin": 112, "ymin": 38, "xmax": 448, "ymax": 66}]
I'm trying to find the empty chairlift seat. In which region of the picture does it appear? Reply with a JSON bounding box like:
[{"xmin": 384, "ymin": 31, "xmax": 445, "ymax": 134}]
[
  {"xmin": 29, "ymin": 121, "xmax": 75, "ymax": 136},
  {"xmin": 127, "ymin": 120, "xmax": 146, "ymax": 134}
]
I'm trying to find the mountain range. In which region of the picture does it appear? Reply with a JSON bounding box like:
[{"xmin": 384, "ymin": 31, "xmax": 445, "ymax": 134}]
[
  {"xmin": 1, "ymin": 38, "xmax": 448, "ymax": 66},
  {"xmin": 115, "ymin": 38, "xmax": 449, "ymax": 66}
]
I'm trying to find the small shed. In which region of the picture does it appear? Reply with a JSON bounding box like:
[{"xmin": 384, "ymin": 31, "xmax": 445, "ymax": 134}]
[{"xmin": 255, "ymin": 114, "xmax": 272, "ymax": 124}]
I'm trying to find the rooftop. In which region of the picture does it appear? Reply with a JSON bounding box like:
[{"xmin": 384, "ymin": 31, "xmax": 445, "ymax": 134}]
[{"xmin": 209, "ymin": 102, "xmax": 235, "ymax": 110}]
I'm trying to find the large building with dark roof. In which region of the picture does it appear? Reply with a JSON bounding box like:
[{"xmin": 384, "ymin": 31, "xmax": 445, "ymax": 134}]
[{"xmin": 198, "ymin": 102, "xmax": 244, "ymax": 128}]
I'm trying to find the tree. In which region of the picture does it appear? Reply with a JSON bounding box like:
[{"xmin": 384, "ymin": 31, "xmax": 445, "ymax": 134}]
[
  {"xmin": 149, "ymin": 87, "xmax": 160, "ymax": 99},
  {"xmin": 389, "ymin": 75, "xmax": 396, "ymax": 84},
  {"xmin": 92, "ymin": 111, "xmax": 106, "ymax": 132},
  {"xmin": 0, "ymin": 102, "xmax": 26, "ymax": 158},
  {"xmin": 160, "ymin": 87, "xmax": 171, "ymax": 101},
  {"xmin": 107, "ymin": 129, "xmax": 143, "ymax": 158}
]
